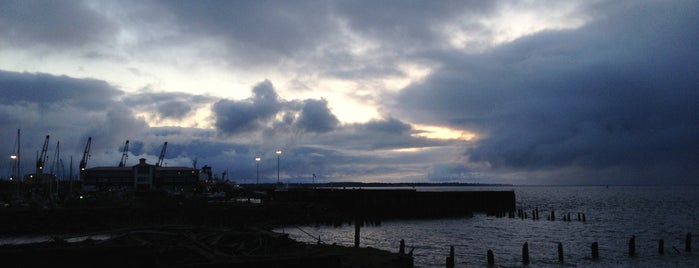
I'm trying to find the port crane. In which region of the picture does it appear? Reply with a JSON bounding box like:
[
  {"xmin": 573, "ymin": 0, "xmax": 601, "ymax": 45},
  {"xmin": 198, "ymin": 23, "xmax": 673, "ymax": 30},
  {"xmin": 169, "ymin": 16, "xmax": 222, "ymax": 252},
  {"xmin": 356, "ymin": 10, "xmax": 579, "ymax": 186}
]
[
  {"xmin": 79, "ymin": 137, "xmax": 92, "ymax": 174},
  {"xmin": 156, "ymin": 141, "xmax": 167, "ymax": 167},
  {"xmin": 118, "ymin": 140, "xmax": 130, "ymax": 167},
  {"xmin": 36, "ymin": 135, "xmax": 50, "ymax": 176}
]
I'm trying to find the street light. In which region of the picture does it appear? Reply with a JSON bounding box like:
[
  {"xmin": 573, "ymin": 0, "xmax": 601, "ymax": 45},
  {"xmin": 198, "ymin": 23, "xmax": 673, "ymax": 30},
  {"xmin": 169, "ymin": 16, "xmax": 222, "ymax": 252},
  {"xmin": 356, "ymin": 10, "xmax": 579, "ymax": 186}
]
[
  {"xmin": 255, "ymin": 157, "xmax": 261, "ymax": 184},
  {"xmin": 10, "ymin": 155, "xmax": 17, "ymax": 181},
  {"xmin": 276, "ymin": 150, "xmax": 282, "ymax": 184}
]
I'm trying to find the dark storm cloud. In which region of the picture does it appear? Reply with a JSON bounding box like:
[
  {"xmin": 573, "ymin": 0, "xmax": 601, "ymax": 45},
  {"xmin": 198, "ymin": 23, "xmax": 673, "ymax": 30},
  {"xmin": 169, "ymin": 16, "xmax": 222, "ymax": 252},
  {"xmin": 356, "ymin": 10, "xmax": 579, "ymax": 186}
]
[
  {"xmin": 363, "ymin": 117, "xmax": 411, "ymax": 135},
  {"xmin": 0, "ymin": 70, "xmax": 122, "ymax": 109},
  {"xmin": 393, "ymin": 2, "xmax": 699, "ymax": 183},
  {"xmin": 0, "ymin": 0, "xmax": 116, "ymax": 49},
  {"xmin": 212, "ymin": 80, "xmax": 282, "ymax": 135},
  {"xmin": 0, "ymin": 70, "xmax": 151, "ymax": 175},
  {"xmin": 294, "ymin": 99, "xmax": 339, "ymax": 133},
  {"xmin": 309, "ymin": 117, "xmax": 450, "ymax": 151},
  {"xmin": 213, "ymin": 80, "xmax": 342, "ymax": 136}
]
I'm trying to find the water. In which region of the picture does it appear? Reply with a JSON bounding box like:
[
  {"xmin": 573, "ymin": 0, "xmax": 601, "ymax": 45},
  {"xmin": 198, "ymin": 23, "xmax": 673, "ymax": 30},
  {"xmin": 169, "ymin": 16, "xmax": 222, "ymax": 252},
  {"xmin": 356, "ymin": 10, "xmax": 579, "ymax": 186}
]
[{"xmin": 276, "ymin": 186, "xmax": 699, "ymax": 267}]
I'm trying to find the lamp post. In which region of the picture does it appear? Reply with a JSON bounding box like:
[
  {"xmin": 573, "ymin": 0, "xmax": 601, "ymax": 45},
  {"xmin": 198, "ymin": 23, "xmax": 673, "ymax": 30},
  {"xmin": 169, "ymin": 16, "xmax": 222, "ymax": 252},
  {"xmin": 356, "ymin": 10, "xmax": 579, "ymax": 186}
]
[
  {"xmin": 255, "ymin": 157, "xmax": 261, "ymax": 184},
  {"xmin": 276, "ymin": 150, "xmax": 282, "ymax": 184},
  {"xmin": 10, "ymin": 155, "xmax": 17, "ymax": 181}
]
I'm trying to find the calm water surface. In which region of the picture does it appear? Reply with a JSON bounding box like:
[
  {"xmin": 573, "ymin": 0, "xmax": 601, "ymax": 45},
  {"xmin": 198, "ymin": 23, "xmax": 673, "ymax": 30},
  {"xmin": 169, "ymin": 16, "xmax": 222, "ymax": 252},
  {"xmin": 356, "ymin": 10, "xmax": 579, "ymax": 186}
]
[{"xmin": 276, "ymin": 186, "xmax": 699, "ymax": 267}]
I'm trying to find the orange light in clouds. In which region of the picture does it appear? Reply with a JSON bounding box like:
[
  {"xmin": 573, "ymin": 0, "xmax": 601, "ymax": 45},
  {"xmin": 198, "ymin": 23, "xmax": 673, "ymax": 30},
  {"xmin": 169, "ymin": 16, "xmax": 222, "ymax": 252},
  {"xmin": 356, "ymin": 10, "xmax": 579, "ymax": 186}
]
[{"xmin": 412, "ymin": 125, "xmax": 476, "ymax": 141}]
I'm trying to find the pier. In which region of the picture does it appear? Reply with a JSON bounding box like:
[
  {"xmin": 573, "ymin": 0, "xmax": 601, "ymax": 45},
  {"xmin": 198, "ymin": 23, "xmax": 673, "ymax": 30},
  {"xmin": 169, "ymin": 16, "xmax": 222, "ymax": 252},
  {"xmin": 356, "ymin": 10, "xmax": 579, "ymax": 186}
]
[{"xmin": 269, "ymin": 188, "xmax": 516, "ymax": 220}]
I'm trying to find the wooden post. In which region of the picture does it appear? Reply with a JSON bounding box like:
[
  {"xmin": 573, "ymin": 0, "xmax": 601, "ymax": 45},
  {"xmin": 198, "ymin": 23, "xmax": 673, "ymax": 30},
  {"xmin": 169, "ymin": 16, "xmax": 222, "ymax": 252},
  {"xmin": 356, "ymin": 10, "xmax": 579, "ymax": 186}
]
[
  {"xmin": 578, "ymin": 212, "xmax": 581, "ymax": 221},
  {"xmin": 522, "ymin": 241, "xmax": 530, "ymax": 265},
  {"xmin": 354, "ymin": 219, "xmax": 360, "ymax": 248},
  {"xmin": 629, "ymin": 235, "xmax": 636, "ymax": 257},
  {"xmin": 558, "ymin": 242, "xmax": 564, "ymax": 262},
  {"xmin": 400, "ymin": 239, "xmax": 405, "ymax": 254},
  {"xmin": 658, "ymin": 239, "xmax": 664, "ymax": 255},
  {"xmin": 582, "ymin": 213, "xmax": 586, "ymax": 222},
  {"xmin": 446, "ymin": 246, "xmax": 455, "ymax": 267},
  {"xmin": 487, "ymin": 249, "xmax": 494, "ymax": 266},
  {"xmin": 591, "ymin": 242, "xmax": 599, "ymax": 260},
  {"xmin": 686, "ymin": 232, "xmax": 692, "ymax": 252},
  {"xmin": 551, "ymin": 209, "xmax": 555, "ymax": 221}
]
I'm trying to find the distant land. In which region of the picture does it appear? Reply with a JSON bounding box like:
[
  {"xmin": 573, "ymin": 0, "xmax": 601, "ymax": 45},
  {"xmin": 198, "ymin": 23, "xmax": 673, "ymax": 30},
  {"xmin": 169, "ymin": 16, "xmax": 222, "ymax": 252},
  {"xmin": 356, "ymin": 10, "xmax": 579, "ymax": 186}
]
[{"xmin": 240, "ymin": 182, "xmax": 513, "ymax": 188}]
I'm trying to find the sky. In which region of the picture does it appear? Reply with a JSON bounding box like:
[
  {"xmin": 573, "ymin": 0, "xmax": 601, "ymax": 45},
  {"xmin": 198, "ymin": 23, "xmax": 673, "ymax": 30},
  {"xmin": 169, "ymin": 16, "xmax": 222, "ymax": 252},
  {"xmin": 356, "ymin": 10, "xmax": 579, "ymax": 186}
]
[{"xmin": 0, "ymin": 0, "xmax": 697, "ymax": 185}]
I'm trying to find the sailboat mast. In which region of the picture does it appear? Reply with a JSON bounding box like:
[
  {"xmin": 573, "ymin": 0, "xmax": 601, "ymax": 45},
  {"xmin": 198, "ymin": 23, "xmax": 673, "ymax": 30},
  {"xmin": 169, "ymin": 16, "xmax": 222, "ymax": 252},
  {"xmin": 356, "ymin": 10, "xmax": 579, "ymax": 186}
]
[{"xmin": 17, "ymin": 129, "xmax": 20, "ymax": 181}]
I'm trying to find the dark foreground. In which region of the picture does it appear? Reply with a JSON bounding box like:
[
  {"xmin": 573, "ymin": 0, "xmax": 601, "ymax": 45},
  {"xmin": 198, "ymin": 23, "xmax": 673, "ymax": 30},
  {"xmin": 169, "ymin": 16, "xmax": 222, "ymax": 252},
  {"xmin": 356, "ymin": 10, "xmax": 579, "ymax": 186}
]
[
  {"xmin": 0, "ymin": 187, "xmax": 516, "ymax": 267},
  {"xmin": 0, "ymin": 224, "xmax": 412, "ymax": 268},
  {"xmin": 0, "ymin": 190, "xmax": 417, "ymax": 267}
]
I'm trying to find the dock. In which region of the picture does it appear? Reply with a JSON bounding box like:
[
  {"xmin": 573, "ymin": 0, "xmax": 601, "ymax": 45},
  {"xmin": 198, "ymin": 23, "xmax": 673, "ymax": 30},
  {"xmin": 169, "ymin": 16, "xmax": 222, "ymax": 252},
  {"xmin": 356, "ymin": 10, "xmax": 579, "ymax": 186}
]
[{"xmin": 269, "ymin": 188, "xmax": 516, "ymax": 220}]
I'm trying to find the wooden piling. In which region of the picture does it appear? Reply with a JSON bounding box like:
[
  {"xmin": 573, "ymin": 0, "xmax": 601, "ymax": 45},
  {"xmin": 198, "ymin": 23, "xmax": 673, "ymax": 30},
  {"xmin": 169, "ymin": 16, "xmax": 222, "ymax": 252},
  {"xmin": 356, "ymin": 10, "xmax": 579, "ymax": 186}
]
[
  {"xmin": 487, "ymin": 249, "xmax": 494, "ymax": 266},
  {"xmin": 522, "ymin": 241, "xmax": 530, "ymax": 265},
  {"xmin": 577, "ymin": 212, "xmax": 581, "ymax": 221},
  {"xmin": 557, "ymin": 242, "xmax": 564, "ymax": 262},
  {"xmin": 446, "ymin": 246, "xmax": 455, "ymax": 267},
  {"xmin": 354, "ymin": 219, "xmax": 360, "ymax": 248},
  {"xmin": 629, "ymin": 235, "xmax": 636, "ymax": 257},
  {"xmin": 658, "ymin": 239, "xmax": 664, "ymax": 255},
  {"xmin": 399, "ymin": 239, "xmax": 405, "ymax": 254},
  {"xmin": 582, "ymin": 213, "xmax": 586, "ymax": 222},
  {"xmin": 591, "ymin": 242, "xmax": 599, "ymax": 260},
  {"xmin": 550, "ymin": 209, "xmax": 555, "ymax": 221},
  {"xmin": 686, "ymin": 232, "xmax": 692, "ymax": 252}
]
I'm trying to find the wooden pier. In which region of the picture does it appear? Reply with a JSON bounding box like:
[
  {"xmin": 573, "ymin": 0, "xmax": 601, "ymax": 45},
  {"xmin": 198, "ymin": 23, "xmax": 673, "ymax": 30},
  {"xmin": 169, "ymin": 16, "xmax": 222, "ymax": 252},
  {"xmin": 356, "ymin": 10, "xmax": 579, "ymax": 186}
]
[{"xmin": 269, "ymin": 188, "xmax": 516, "ymax": 220}]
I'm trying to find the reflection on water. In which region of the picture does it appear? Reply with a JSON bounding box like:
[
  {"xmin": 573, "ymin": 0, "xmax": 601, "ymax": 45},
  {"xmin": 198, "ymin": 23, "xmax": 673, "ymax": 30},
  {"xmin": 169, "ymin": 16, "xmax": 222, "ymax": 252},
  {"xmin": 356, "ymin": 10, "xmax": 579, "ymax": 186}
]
[{"xmin": 277, "ymin": 186, "xmax": 699, "ymax": 267}]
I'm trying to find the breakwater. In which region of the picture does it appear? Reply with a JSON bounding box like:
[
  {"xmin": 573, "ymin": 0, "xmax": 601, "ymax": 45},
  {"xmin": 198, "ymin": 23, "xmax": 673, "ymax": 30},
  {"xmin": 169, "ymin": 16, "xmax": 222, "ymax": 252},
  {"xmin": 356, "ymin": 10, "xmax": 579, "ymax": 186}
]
[{"xmin": 269, "ymin": 188, "xmax": 516, "ymax": 220}]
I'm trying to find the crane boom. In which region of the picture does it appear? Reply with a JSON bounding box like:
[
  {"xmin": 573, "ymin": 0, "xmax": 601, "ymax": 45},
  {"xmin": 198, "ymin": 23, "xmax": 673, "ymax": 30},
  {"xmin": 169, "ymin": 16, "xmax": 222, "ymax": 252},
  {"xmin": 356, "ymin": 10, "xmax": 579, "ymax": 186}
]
[
  {"xmin": 118, "ymin": 140, "xmax": 130, "ymax": 167},
  {"xmin": 37, "ymin": 135, "xmax": 50, "ymax": 175},
  {"xmin": 156, "ymin": 141, "xmax": 168, "ymax": 167},
  {"xmin": 80, "ymin": 137, "xmax": 92, "ymax": 172}
]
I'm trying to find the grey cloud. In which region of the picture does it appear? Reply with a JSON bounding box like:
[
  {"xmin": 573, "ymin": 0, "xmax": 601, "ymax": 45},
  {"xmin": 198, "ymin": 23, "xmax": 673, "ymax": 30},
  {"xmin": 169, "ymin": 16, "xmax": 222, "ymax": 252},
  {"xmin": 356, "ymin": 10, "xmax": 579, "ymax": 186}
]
[
  {"xmin": 122, "ymin": 91, "xmax": 214, "ymax": 121},
  {"xmin": 331, "ymin": 1, "xmax": 496, "ymax": 49},
  {"xmin": 0, "ymin": 70, "xmax": 149, "ymax": 175},
  {"xmin": 146, "ymin": 0, "xmax": 336, "ymax": 65},
  {"xmin": 213, "ymin": 80, "xmax": 342, "ymax": 136},
  {"xmin": 0, "ymin": 70, "xmax": 122, "ymax": 109},
  {"xmin": 212, "ymin": 80, "xmax": 282, "ymax": 135},
  {"xmin": 294, "ymin": 99, "xmax": 339, "ymax": 133},
  {"xmin": 306, "ymin": 117, "xmax": 448, "ymax": 151},
  {"xmin": 363, "ymin": 117, "xmax": 411, "ymax": 135},
  {"xmin": 393, "ymin": 1, "xmax": 699, "ymax": 183},
  {"xmin": 0, "ymin": 0, "xmax": 116, "ymax": 49}
]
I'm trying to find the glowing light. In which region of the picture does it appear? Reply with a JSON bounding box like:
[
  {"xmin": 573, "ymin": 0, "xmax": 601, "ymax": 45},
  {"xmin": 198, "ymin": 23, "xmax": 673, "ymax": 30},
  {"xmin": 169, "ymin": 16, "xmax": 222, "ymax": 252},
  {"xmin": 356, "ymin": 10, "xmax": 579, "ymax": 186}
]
[
  {"xmin": 391, "ymin": 147, "xmax": 425, "ymax": 153},
  {"xmin": 412, "ymin": 124, "xmax": 476, "ymax": 141}
]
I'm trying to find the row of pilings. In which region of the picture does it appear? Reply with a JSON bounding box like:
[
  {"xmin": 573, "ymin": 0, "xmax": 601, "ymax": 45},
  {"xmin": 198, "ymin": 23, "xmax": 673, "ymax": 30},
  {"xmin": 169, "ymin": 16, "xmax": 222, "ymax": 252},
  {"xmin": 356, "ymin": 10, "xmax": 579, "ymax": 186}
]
[
  {"xmin": 515, "ymin": 208, "xmax": 587, "ymax": 222},
  {"xmin": 432, "ymin": 232, "xmax": 693, "ymax": 267}
]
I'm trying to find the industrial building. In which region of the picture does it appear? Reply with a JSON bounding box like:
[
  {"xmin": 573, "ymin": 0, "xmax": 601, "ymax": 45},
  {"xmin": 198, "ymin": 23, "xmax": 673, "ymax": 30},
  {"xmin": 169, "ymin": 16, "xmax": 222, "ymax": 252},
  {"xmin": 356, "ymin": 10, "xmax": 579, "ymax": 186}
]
[{"xmin": 81, "ymin": 158, "xmax": 200, "ymax": 193}]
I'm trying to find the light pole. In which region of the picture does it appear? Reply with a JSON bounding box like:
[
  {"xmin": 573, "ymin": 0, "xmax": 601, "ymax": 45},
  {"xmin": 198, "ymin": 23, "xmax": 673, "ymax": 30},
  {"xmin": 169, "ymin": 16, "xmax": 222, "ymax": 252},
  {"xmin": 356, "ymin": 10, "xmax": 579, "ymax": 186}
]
[
  {"xmin": 255, "ymin": 157, "xmax": 260, "ymax": 184},
  {"xmin": 276, "ymin": 150, "xmax": 282, "ymax": 184}
]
